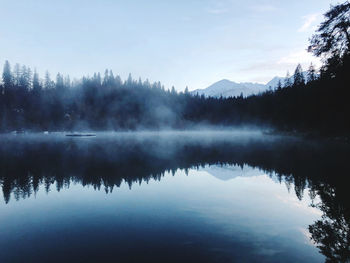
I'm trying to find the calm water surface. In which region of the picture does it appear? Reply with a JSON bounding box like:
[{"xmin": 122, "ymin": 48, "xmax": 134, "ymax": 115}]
[{"xmin": 0, "ymin": 131, "xmax": 348, "ymax": 263}]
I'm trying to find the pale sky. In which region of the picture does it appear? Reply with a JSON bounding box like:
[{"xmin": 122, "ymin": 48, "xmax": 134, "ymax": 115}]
[{"xmin": 0, "ymin": 0, "xmax": 339, "ymax": 91}]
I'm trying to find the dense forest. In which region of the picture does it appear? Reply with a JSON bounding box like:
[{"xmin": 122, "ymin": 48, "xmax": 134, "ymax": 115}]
[{"xmin": 0, "ymin": 2, "xmax": 349, "ymax": 135}]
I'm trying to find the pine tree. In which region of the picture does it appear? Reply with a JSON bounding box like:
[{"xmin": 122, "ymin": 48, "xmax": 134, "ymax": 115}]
[
  {"xmin": 32, "ymin": 70, "xmax": 41, "ymax": 93},
  {"xmin": 126, "ymin": 73, "xmax": 133, "ymax": 87},
  {"xmin": 138, "ymin": 77, "xmax": 142, "ymax": 88},
  {"xmin": 44, "ymin": 71, "xmax": 52, "ymax": 89},
  {"xmin": 103, "ymin": 69, "xmax": 109, "ymax": 87},
  {"xmin": 307, "ymin": 63, "xmax": 317, "ymax": 82},
  {"xmin": 115, "ymin": 75, "xmax": 122, "ymax": 87},
  {"xmin": 284, "ymin": 71, "xmax": 292, "ymax": 87},
  {"xmin": 64, "ymin": 75, "xmax": 71, "ymax": 89},
  {"xmin": 19, "ymin": 65, "xmax": 32, "ymax": 91},
  {"xmin": 13, "ymin": 63, "xmax": 21, "ymax": 87},
  {"xmin": 109, "ymin": 70, "xmax": 115, "ymax": 86},
  {"xmin": 2, "ymin": 61, "xmax": 13, "ymax": 91},
  {"xmin": 293, "ymin": 64, "xmax": 305, "ymax": 86},
  {"xmin": 56, "ymin": 73, "xmax": 64, "ymax": 91},
  {"xmin": 308, "ymin": 2, "xmax": 350, "ymax": 59},
  {"xmin": 185, "ymin": 86, "xmax": 189, "ymax": 94}
]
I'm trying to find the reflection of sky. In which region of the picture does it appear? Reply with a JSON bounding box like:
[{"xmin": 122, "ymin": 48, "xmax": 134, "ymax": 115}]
[{"xmin": 0, "ymin": 166, "xmax": 324, "ymax": 262}]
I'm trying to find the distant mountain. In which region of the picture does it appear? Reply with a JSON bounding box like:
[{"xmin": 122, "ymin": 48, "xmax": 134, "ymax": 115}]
[
  {"xmin": 200, "ymin": 164, "xmax": 261, "ymax": 181},
  {"xmin": 266, "ymin": 72, "xmax": 309, "ymax": 89},
  {"xmin": 201, "ymin": 164, "xmax": 281, "ymax": 184},
  {"xmin": 266, "ymin": 76, "xmax": 285, "ymax": 89},
  {"xmin": 190, "ymin": 79, "xmax": 266, "ymax": 98},
  {"xmin": 191, "ymin": 72, "xmax": 310, "ymax": 98}
]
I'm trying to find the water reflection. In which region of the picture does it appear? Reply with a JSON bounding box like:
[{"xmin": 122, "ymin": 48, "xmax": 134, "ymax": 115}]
[{"xmin": 0, "ymin": 132, "xmax": 349, "ymax": 262}]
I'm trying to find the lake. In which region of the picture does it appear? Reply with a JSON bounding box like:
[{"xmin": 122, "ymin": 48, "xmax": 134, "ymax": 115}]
[{"xmin": 0, "ymin": 131, "xmax": 349, "ymax": 263}]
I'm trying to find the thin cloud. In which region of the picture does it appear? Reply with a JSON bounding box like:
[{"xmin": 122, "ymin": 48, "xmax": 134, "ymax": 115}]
[
  {"xmin": 278, "ymin": 49, "xmax": 321, "ymax": 67},
  {"xmin": 298, "ymin": 13, "xmax": 319, "ymax": 32},
  {"xmin": 238, "ymin": 48, "xmax": 322, "ymax": 83}
]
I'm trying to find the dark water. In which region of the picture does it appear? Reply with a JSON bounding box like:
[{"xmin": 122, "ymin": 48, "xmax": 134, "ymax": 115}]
[{"xmin": 0, "ymin": 131, "xmax": 349, "ymax": 263}]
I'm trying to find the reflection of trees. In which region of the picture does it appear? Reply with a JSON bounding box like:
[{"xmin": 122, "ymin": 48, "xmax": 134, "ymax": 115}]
[
  {"xmin": 308, "ymin": 183, "xmax": 350, "ymax": 263},
  {"xmin": 0, "ymin": 135, "xmax": 350, "ymax": 261},
  {"xmin": 0, "ymin": 136, "xmax": 348, "ymax": 203}
]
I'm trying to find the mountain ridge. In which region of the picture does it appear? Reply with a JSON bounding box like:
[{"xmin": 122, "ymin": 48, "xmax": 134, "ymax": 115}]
[{"xmin": 191, "ymin": 73, "xmax": 308, "ymax": 98}]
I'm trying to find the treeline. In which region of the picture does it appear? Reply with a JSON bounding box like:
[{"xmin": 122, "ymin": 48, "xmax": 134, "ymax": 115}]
[
  {"xmin": 0, "ymin": 2, "xmax": 349, "ymax": 134},
  {"xmin": 240, "ymin": 58, "xmax": 350, "ymax": 135},
  {"xmin": 0, "ymin": 61, "xmax": 257, "ymax": 131},
  {"xmin": 0, "ymin": 57, "xmax": 347, "ymax": 134},
  {"xmin": 0, "ymin": 65, "xmax": 195, "ymax": 131}
]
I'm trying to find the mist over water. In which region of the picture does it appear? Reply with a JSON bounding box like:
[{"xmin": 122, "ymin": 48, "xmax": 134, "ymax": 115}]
[{"xmin": 0, "ymin": 131, "xmax": 349, "ymax": 262}]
